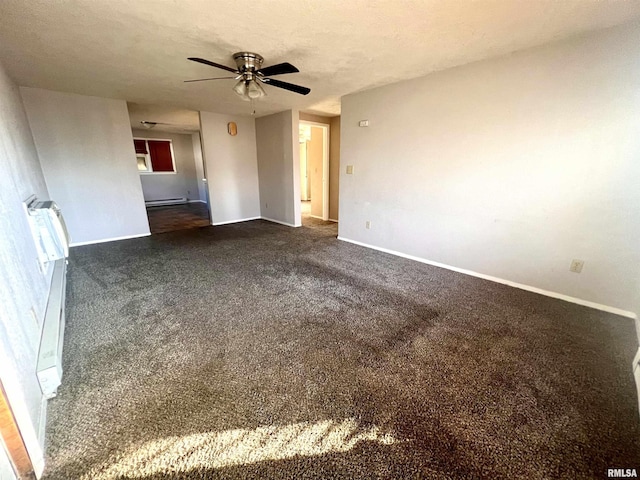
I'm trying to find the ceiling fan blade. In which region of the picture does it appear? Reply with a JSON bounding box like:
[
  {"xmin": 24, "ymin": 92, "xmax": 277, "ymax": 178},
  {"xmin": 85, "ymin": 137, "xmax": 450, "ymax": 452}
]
[
  {"xmin": 188, "ymin": 57, "xmax": 238, "ymax": 73},
  {"xmin": 257, "ymin": 62, "xmax": 299, "ymax": 77},
  {"xmin": 184, "ymin": 76, "xmax": 237, "ymax": 83},
  {"xmin": 260, "ymin": 77, "xmax": 310, "ymax": 95}
]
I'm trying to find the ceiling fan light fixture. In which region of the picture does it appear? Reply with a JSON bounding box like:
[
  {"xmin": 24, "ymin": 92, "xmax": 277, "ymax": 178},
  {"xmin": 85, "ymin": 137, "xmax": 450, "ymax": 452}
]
[
  {"xmin": 247, "ymin": 79, "xmax": 266, "ymax": 99},
  {"xmin": 233, "ymin": 80, "xmax": 250, "ymax": 101}
]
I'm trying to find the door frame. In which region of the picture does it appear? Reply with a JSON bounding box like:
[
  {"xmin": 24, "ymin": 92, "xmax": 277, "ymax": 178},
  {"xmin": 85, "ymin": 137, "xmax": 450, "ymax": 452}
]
[
  {"xmin": 299, "ymin": 141, "xmax": 310, "ymax": 202},
  {"xmin": 299, "ymin": 120, "xmax": 330, "ymax": 221},
  {"xmin": 0, "ymin": 379, "xmax": 34, "ymax": 479}
]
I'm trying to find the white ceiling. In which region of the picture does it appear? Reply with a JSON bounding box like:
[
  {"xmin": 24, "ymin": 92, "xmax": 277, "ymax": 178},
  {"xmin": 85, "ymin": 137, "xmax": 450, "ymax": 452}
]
[
  {"xmin": 128, "ymin": 103, "xmax": 200, "ymax": 134},
  {"xmin": 1, "ymin": 0, "xmax": 639, "ymax": 118}
]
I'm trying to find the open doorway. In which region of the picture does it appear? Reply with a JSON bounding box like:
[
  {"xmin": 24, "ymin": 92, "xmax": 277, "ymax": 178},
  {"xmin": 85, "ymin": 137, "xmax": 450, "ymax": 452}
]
[
  {"xmin": 299, "ymin": 121, "xmax": 329, "ymax": 225},
  {"xmin": 127, "ymin": 103, "xmax": 211, "ymax": 234}
]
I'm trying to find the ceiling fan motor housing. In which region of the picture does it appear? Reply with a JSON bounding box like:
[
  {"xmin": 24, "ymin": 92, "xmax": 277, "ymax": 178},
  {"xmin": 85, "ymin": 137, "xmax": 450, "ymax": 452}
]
[{"xmin": 233, "ymin": 52, "xmax": 264, "ymax": 81}]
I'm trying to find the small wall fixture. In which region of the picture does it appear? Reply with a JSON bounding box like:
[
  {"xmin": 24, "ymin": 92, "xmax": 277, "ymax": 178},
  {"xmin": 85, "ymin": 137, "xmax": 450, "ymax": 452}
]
[{"xmin": 227, "ymin": 122, "xmax": 237, "ymax": 136}]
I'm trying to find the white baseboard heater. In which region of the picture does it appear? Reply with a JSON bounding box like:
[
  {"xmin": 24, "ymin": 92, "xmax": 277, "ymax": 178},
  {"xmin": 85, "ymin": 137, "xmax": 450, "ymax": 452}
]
[
  {"xmin": 36, "ymin": 258, "xmax": 67, "ymax": 399},
  {"xmin": 25, "ymin": 198, "xmax": 70, "ymax": 399},
  {"xmin": 145, "ymin": 197, "xmax": 187, "ymax": 207}
]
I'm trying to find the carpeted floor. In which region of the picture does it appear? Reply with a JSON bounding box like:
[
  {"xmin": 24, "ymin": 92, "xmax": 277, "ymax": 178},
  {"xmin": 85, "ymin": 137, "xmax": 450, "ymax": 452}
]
[
  {"xmin": 146, "ymin": 203, "xmax": 210, "ymax": 234},
  {"xmin": 43, "ymin": 219, "xmax": 639, "ymax": 479}
]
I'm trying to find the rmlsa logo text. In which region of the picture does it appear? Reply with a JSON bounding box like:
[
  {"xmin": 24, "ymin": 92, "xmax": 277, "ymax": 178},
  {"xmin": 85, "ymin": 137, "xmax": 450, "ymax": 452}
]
[{"xmin": 608, "ymin": 469, "xmax": 638, "ymax": 478}]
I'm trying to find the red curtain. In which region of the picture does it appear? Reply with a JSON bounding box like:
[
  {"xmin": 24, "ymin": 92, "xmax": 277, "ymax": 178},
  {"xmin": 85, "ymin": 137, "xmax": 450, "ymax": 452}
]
[
  {"xmin": 133, "ymin": 139, "xmax": 147, "ymax": 154},
  {"xmin": 147, "ymin": 140, "xmax": 174, "ymax": 172}
]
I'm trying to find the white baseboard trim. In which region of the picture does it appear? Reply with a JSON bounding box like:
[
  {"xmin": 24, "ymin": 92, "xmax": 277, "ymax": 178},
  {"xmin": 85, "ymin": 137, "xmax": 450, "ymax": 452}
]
[
  {"xmin": 337, "ymin": 236, "xmax": 637, "ymax": 320},
  {"xmin": 145, "ymin": 198, "xmax": 187, "ymax": 207},
  {"xmin": 188, "ymin": 200, "xmax": 207, "ymax": 204},
  {"xmin": 70, "ymin": 232, "xmax": 151, "ymax": 247},
  {"xmin": 328, "ymin": 218, "xmax": 338, "ymax": 223},
  {"xmin": 212, "ymin": 216, "xmax": 261, "ymax": 226},
  {"xmin": 261, "ymin": 217, "xmax": 300, "ymax": 227},
  {"xmin": 310, "ymin": 214, "xmax": 324, "ymax": 220}
]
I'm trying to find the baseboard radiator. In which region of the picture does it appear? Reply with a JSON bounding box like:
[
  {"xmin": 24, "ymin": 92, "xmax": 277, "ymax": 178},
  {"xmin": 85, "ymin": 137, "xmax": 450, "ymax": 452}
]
[
  {"xmin": 145, "ymin": 197, "xmax": 187, "ymax": 207},
  {"xmin": 36, "ymin": 259, "xmax": 67, "ymax": 399},
  {"xmin": 25, "ymin": 198, "xmax": 70, "ymax": 399}
]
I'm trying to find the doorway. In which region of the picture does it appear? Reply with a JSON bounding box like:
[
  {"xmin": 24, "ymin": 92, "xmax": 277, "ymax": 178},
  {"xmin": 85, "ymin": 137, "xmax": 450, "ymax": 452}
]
[
  {"xmin": 299, "ymin": 121, "xmax": 329, "ymax": 224},
  {"xmin": 127, "ymin": 103, "xmax": 211, "ymax": 234}
]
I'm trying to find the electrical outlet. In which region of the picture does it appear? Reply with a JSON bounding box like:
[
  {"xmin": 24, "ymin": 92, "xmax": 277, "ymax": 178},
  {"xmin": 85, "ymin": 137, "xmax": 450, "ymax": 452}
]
[
  {"xmin": 346, "ymin": 165, "xmax": 354, "ymax": 175},
  {"xmin": 365, "ymin": 221, "xmax": 371, "ymax": 229},
  {"xmin": 569, "ymin": 259, "xmax": 584, "ymax": 273}
]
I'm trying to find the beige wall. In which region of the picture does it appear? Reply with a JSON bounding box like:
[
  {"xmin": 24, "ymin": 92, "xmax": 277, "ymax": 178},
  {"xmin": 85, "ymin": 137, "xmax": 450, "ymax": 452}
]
[
  {"xmin": 339, "ymin": 22, "xmax": 640, "ymax": 316},
  {"xmin": 199, "ymin": 111, "xmax": 261, "ymax": 225},
  {"xmin": 132, "ymin": 129, "xmax": 201, "ymax": 203},
  {"xmin": 299, "ymin": 112, "xmax": 341, "ymax": 221},
  {"xmin": 21, "ymin": 87, "xmax": 150, "ymax": 245},
  {"xmin": 0, "ymin": 59, "xmax": 51, "ymax": 474},
  {"xmin": 299, "ymin": 113, "xmax": 332, "ymax": 125},
  {"xmin": 256, "ymin": 110, "xmax": 300, "ymax": 226}
]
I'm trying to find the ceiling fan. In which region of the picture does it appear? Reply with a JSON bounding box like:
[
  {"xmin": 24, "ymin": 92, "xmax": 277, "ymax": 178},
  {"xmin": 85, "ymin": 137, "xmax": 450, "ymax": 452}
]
[
  {"xmin": 185, "ymin": 52, "xmax": 311, "ymax": 101},
  {"xmin": 139, "ymin": 121, "xmax": 173, "ymax": 129}
]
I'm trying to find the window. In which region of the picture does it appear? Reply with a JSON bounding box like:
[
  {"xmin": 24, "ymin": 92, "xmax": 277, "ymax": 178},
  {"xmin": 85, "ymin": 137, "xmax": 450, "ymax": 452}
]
[{"xmin": 134, "ymin": 138, "xmax": 176, "ymax": 174}]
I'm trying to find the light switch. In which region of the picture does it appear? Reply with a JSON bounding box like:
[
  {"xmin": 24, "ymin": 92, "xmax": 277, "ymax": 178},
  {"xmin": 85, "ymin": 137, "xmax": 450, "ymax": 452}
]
[
  {"xmin": 358, "ymin": 120, "xmax": 369, "ymax": 127},
  {"xmin": 346, "ymin": 165, "xmax": 354, "ymax": 174}
]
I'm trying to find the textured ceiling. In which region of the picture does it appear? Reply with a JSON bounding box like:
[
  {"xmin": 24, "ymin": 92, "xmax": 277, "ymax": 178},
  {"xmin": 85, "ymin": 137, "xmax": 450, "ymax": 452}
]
[
  {"xmin": 128, "ymin": 103, "xmax": 200, "ymax": 134},
  {"xmin": 1, "ymin": 0, "xmax": 639, "ymax": 118}
]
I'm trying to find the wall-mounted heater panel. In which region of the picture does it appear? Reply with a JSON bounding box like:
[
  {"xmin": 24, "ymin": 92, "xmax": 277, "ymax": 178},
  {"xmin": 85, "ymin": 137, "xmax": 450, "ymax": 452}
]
[
  {"xmin": 26, "ymin": 200, "xmax": 70, "ymax": 271},
  {"xmin": 36, "ymin": 258, "xmax": 67, "ymax": 399},
  {"xmin": 24, "ymin": 198, "xmax": 70, "ymax": 399}
]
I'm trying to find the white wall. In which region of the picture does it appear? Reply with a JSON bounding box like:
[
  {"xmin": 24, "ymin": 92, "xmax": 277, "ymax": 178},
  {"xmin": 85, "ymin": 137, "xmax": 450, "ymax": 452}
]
[
  {"xmin": 256, "ymin": 110, "xmax": 300, "ymax": 226},
  {"xmin": 132, "ymin": 129, "xmax": 200, "ymax": 203},
  {"xmin": 339, "ymin": 22, "xmax": 640, "ymax": 316},
  {"xmin": 191, "ymin": 132, "xmax": 207, "ymax": 203},
  {"xmin": 0, "ymin": 60, "xmax": 50, "ymax": 476},
  {"xmin": 199, "ymin": 111, "xmax": 260, "ymax": 224},
  {"xmin": 21, "ymin": 88, "xmax": 150, "ymax": 245},
  {"xmin": 0, "ymin": 444, "xmax": 15, "ymax": 480}
]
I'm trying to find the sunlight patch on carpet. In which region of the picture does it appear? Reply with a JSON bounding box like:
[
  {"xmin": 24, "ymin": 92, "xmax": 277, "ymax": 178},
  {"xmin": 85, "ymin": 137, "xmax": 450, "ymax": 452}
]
[{"xmin": 82, "ymin": 418, "xmax": 397, "ymax": 479}]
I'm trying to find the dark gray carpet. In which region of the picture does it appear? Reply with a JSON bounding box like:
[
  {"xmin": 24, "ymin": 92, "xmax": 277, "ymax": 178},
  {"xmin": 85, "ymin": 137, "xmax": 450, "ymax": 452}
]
[{"xmin": 43, "ymin": 219, "xmax": 639, "ymax": 479}]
